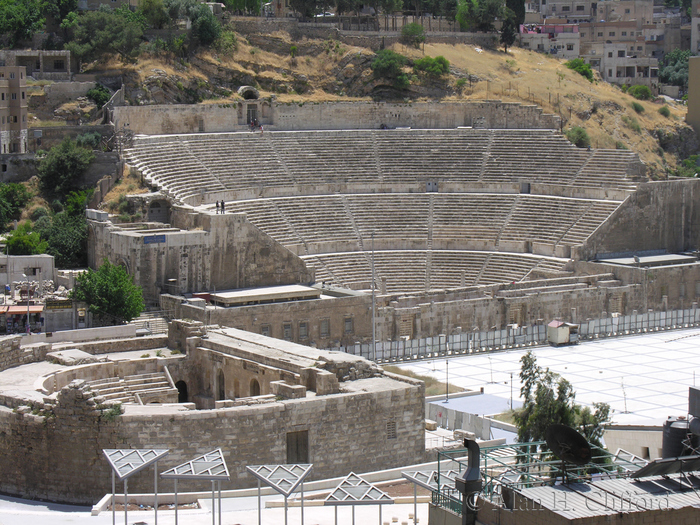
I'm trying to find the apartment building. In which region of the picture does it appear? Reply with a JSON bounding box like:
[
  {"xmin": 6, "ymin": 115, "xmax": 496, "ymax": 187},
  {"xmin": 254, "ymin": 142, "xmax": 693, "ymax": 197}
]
[{"xmin": 0, "ymin": 66, "xmax": 28, "ymax": 155}]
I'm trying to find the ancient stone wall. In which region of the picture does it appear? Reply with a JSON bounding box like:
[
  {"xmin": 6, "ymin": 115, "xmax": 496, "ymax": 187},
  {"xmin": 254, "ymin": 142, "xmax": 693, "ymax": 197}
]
[
  {"xmin": 113, "ymin": 100, "xmax": 560, "ymax": 135},
  {"xmin": 0, "ymin": 371, "xmax": 424, "ymax": 504},
  {"xmin": 578, "ymin": 180, "xmax": 700, "ymax": 260}
]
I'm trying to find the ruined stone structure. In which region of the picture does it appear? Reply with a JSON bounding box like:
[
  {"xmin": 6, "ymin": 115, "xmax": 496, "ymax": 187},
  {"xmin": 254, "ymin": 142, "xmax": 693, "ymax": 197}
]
[
  {"xmin": 85, "ymin": 117, "xmax": 700, "ymax": 347},
  {"xmin": 0, "ymin": 323, "xmax": 425, "ymax": 504}
]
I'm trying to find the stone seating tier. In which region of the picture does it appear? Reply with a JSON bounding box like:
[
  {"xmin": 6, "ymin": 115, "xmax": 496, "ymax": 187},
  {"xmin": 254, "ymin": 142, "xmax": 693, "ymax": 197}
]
[
  {"xmin": 301, "ymin": 250, "xmax": 568, "ymax": 294},
  {"xmin": 124, "ymin": 129, "xmax": 643, "ymax": 203},
  {"xmin": 225, "ymin": 193, "xmax": 623, "ymax": 256}
]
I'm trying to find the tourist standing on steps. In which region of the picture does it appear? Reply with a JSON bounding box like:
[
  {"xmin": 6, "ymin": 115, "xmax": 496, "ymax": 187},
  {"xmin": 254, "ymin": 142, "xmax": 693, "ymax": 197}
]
[
  {"xmin": 215, "ymin": 201, "xmax": 220, "ymax": 214},
  {"xmin": 221, "ymin": 200, "xmax": 225, "ymax": 214}
]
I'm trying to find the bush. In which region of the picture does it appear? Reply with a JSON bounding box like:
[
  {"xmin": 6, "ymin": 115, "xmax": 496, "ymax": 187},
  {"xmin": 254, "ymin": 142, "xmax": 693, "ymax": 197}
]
[
  {"xmin": 76, "ymin": 132, "xmax": 102, "ymax": 149},
  {"xmin": 290, "ymin": 45, "xmax": 297, "ymax": 58},
  {"xmin": 564, "ymin": 58, "xmax": 593, "ymax": 82},
  {"xmin": 38, "ymin": 138, "xmax": 95, "ymax": 201},
  {"xmin": 631, "ymin": 101, "xmax": 645, "ymax": 114},
  {"xmin": 622, "ymin": 115, "xmax": 642, "ymax": 133},
  {"xmin": 658, "ymin": 105, "xmax": 671, "ymax": 118},
  {"xmin": 86, "ymin": 84, "xmax": 111, "ymax": 109},
  {"xmin": 372, "ymin": 49, "xmax": 410, "ymax": 89},
  {"xmin": 30, "ymin": 207, "xmax": 49, "ymax": 221},
  {"xmin": 400, "ymin": 22, "xmax": 425, "ymax": 49},
  {"xmin": 628, "ymin": 85, "xmax": 652, "ymax": 100},
  {"xmin": 413, "ymin": 56, "xmax": 450, "ymax": 77},
  {"xmin": 565, "ymin": 126, "xmax": 591, "ymax": 148}
]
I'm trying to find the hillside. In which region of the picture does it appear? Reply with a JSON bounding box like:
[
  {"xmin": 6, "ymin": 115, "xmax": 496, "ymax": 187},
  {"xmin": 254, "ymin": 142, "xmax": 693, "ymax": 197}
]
[{"xmin": 33, "ymin": 29, "xmax": 698, "ymax": 180}]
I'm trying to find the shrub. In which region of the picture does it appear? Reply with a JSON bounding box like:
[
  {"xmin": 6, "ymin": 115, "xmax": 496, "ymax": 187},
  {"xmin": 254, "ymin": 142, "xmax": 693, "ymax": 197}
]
[
  {"xmin": 621, "ymin": 84, "xmax": 629, "ymax": 93},
  {"xmin": 413, "ymin": 56, "xmax": 450, "ymax": 77},
  {"xmin": 615, "ymin": 141, "xmax": 628, "ymax": 150},
  {"xmin": 400, "ymin": 22, "xmax": 425, "ymax": 48},
  {"xmin": 456, "ymin": 78, "xmax": 467, "ymax": 91},
  {"xmin": 658, "ymin": 105, "xmax": 671, "ymax": 117},
  {"xmin": 86, "ymin": 84, "xmax": 111, "ymax": 109},
  {"xmin": 628, "ymin": 85, "xmax": 652, "ymax": 100},
  {"xmin": 622, "ymin": 115, "xmax": 642, "ymax": 133},
  {"xmin": 215, "ymin": 30, "xmax": 237, "ymax": 53},
  {"xmin": 565, "ymin": 126, "xmax": 591, "ymax": 148},
  {"xmin": 372, "ymin": 49, "xmax": 410, "ymax": 89},
  {"xmin": 564, "ymin": 58, "xmax": 593, "ymax": 82},
  {"xmin": 631, "ymin": 101, "xmax": 645, "ymax": 114},
  {"xmin": 290, "ymin": 45, "xmax": 297, "ymax": 58},
  {"xmin": 30, "ymin": 207, "xmax": 49, "ymax": 221},
  {"xmin": 76, "ymin": 132, "xmax": 102, "ymax": 149}
]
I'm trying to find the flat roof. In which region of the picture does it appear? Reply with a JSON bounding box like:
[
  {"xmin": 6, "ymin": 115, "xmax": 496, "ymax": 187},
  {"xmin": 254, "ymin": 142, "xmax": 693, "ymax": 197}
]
[
  {"xmin": 597, "ymin": 253, "xmax": 697, "ymax": 267},
  {"xmin": 210, "ymin": 285, "xmax": 320, "ymax": 306},
  {"xmin": 398, "ymin": 327, "xmax": 700, "ymax": 426}
]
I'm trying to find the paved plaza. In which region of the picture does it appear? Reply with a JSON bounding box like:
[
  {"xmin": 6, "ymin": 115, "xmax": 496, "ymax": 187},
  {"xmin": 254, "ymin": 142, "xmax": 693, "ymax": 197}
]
[{"xmin": 398, "ymin": 328, "xmax": 700, "ymax": 426}]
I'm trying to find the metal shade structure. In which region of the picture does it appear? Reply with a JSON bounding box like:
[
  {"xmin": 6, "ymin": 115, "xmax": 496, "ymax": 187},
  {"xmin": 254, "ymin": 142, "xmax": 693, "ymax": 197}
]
[
  {"xmin": 246, "ymin": 464, "xmax": 313, "ymax": 525},
  {"xmin": 324, "ymin": 472, "xmax": 394, "ymax": 525},
  {"xmin": 160, "ymin": 449, "xmax": 230, "ymax": 525},
  {"xmin": 103, "ymin": 448, "xmax": 169, "ymax": 525},
  {"xmin": 402, "ymin": 469, "xmax": 460, "ymax": 523},
  {"xmin": 631, "ymin": 454, "xmax": 700, "ymax": 479}
]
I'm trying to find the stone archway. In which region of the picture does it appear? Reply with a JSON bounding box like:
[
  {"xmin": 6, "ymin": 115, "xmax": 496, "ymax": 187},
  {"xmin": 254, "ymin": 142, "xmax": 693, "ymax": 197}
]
[
  {"xmin": 147, "ymin": 200, "xmax": 169, "ymax": 223},
  {"xmin": 217, "ymin": 369, "xmax": 225, "ymax": 400},
  {"xmin": 250, "ymin": 378, "xmax": 260, "ymax": 397},
  {"xmin": 175, "ymin": 380, "xmax": 188, "ymax": 403},
  {"xmin": 237, "ymin": 86, "xmax": 260, "ymax": 100}
]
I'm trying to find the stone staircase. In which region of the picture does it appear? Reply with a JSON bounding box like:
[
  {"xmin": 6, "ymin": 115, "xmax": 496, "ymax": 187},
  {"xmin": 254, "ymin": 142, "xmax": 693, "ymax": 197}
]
[{"xmin": 86, "ymin": 372, "xmax": 178, "ymax": 405}]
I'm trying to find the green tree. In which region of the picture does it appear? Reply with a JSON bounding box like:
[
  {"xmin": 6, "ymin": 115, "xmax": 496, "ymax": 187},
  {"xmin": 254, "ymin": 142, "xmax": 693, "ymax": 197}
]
[
  {"xmin": 0, "ymin": 0, "xmax": 45, "ymax": 47},
  {"xmin": 401, "ymin": 22, "xmax": 426, "ymax": 48},
  {"xmin": 5, "ymin": 221, "xmax": 48, "ymax": 255},
  {"xmin": 164, "ymin": 0, "xmax": 198, "ymax": 21},
  {"xmin": 190, "ymin": 4, "xmax": 221, "ymax": 46},
  {"xmin": 70, "ymin": 259, "xmax": 145, "ymax": 323},
  {"xmin": 139, "ymin": 0, "xmax": 170, "ymax": 29},
  {"xmin": 289, "ymin": 0, "xmax": 318, "ymax": 18},
  {"xmin": 42, "ymin": 0, "xmax": 77, "ymax": 29},
  {"xmin": 38, "ymin": 138, "xmax": 95, "ymax": 201},
  {"xmin": 413, "ymin": 55, "xmax": 450, "ymax": 77},
  {"xmin": 505, "ymin": 0, "xmax": 524, "ymax": 26},
  {"xmin": 372, "ymin": 49, "xmax": 410, "ymax": 89},
  {"xmin": 456, "ymin": 0, "xmax": 503, "ymax": 32},
  {"xmin": 565, "ymin": 58, "xmax": 594, "ymax": 82},
  {"xmin": 514, "ymin": 351, "xmax": 611, "ymax": 454},
  {"xmin": 0, "ymin": 183, "xmax": 32, "ymax": 232},
  {"xmin": 500, "ymin": 7, "xmax": 517, "ymax": 53},
  {"xmin": 659, "ymin": 49, "xmax": 693, "ymax": 89},
  {"xmin": 63, "ymin": 8, "xmax": 145, "ymax": 67},
  {"xmin": 628, "ymin": 84, "xmax": 652, "ymax": 100},
  {"xmin": 565, "ymin": 126, "xmax": 591, "ymax": 148}
]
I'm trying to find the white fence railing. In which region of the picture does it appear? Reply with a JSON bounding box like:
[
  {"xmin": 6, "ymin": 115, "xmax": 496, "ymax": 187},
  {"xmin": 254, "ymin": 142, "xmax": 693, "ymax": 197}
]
[{"xmin": 338, "ymin": 307, "xmax": 700, "ymax": 363}]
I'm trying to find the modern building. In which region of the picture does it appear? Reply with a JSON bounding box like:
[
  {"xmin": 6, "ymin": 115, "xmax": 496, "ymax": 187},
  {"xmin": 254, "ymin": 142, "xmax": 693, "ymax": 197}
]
[
  {"xmin": 0, "ymin": 66, "xmax": 27, "ymax": 154},
  {"xmin": 0, "ymin": 50, "xmax": 71, "ymax": 81},
  {"xmin": 519, "ymin": 23, "xmax": 581, "ymax": 57}
]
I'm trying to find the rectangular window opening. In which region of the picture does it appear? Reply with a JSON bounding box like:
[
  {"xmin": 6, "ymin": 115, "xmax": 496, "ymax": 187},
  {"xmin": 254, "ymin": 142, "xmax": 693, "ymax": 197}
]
[{"xmin": 287, "ymin": 430, "xmax": 309, "ymax": 463}]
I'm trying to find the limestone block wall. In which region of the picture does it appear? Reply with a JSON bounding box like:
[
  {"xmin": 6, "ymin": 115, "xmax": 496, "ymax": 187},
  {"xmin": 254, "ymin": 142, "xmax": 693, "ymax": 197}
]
[
  {"xmin": 578, "ymin": 180, "xmax": 700, "ymax": 260},
  {"xmin": 89, "ymin": 210, "xmax": 312, "ymax": 303},
  {"xmin": 112, "ymin": 100, "xmax": 560, "ymax": 135},
  {"xmin": 0, "ymin": 372, "xmax": 424, "ymax": 504}
]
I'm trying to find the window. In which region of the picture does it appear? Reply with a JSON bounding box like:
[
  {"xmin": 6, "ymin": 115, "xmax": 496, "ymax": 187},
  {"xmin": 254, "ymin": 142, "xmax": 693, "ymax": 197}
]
[
  {"xmin": 13, "ymin": 116, "xmax": 17, "ymax": 123},
  {"xmin": 621, "ymin": 31, "xmax": 627, "ymax": 36},
  {"xmin": 283, "ymin": 322, "xmax": 292, "ymax": 340},
  {"xmin": 608, "ymin": 69, "xmax": 613, "ymax": 76},
  {"xmin": 625, "ymin": 8, "xmax": 630, "ymax": 13},
  {"xmin": 9, "ymin": 72, "xmax": 14, "ymax": 79},
  {"xmin": 261, "ymin": 324, "xmax": 271, "ymax": 337},
  {"xmin": 299, "ymin": 321, "xmax": 308, "ymax": 340},
  {"xmin": 320, "ymin": 318, "xmax": 330, "ymax": 338},
  {"xmin": 386, "ymin": 420, "xmax": 397, "ymax": 440},
  {"xmin": 344, "ymin": 317, "xmax": 353, "ymax": 334},
  {"xmin": 11, "ymin": 93, "xmax": 16, "ymax": 100},
  {"xmin": 22, "ymin": 115, "xmax": 25, "ymax": 122},
  {"xmin": 567, "ymin": 44, "xmax": 574, "ymax": 50},
  {"xmin": 35, "ymin": 60, "xmax": 40, "ymax": 70},
  {"xmin": 562, "ymin": 5, "xmax": 570, "ymax": 11},
  {"xmin": 1, "ymin": 93, "xmax": 3, "ymax": 100},
  {"xmin": 581, "ymin": 32, "xmax": 586, "ymax": 37},
  {"xmin": 637, "ymin": 46, "xmax": 642, "ymax": 51},
  {"xmin": 597, "ymin": 32, "xmax": 603, "ymax": 37},
  {"xmin": 287, "ymin": 430, "xmax": 309, "ymax": 463},
  {"xmin": 618, "ymin": 50, "xmax": 625, "ymax": 57},
  {"xmin": 608, "ymin": 52, "xmax": 613, "ymax": 57},
  {"xmin": 1, "ymin": 164, "xmax": 6, "ymax": 172},
  {"xmin": 576, "ymin": 5, "xmax": 584, "ymax": 10},
  {"xmin": 609, "ymin": 31, "xmax": 615, "ymax": 37},
  {"xmin": 54, "ymin": 60, "xmax": 64, "ymax": 70},
  {"xmin": 21, "ymin": 91, "xmax": 25, "ymax": 99}
]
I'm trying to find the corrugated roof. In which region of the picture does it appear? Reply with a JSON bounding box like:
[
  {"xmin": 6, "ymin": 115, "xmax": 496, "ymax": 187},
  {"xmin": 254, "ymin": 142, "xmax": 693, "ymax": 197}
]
[{"xmin": 517, "ymin": 476, "xmax": 700, "ymax": 519}]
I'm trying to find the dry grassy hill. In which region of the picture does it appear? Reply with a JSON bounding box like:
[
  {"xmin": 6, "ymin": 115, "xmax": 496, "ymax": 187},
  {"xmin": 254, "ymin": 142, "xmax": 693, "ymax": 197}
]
[{"xmin": 56, "ymin": 29, "xmax": 699, "ymax": 179}]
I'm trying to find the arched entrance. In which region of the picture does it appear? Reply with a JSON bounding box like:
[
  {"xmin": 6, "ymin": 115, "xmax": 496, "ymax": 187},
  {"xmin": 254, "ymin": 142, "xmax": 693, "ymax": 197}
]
[
  {"xmin": 217, "ymin": 369, "xmax": 225, "ymax": 400},
  {"xmin": 175, "ymin": 380, "xmax": 188, "ymax": 403},
  {"xmin": 148, "ymin": 200, "xmax": 169, "ymax": 223},
  {"xmin": 250, "ymin": 378, "xmax": 261, "ymax": 397}
]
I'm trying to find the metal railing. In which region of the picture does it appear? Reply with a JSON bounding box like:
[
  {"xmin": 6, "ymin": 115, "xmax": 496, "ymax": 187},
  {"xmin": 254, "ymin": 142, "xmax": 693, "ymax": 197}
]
[{"xmin": 338, "ymin": 307, "xmax": 700, "ymax": 363}]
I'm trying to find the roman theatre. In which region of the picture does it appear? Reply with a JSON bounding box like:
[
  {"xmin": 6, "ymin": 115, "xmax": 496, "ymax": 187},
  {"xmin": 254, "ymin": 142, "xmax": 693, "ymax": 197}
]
[{"xmin": 2, "ymin": 99, "xmax": 700, "ymax": 504}]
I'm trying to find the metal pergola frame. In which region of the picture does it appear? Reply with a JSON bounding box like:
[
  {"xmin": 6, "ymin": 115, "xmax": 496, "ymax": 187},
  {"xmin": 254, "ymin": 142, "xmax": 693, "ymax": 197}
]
[
  {"xmin": 103, "ymin": 449, "xmax": 170, "ymax": 525},
  {"xmin": 324, "ymin": 472, "xmax": 394, "ymax": 525},
  {"xmin": 160, "ymin": 448, "xmax": 230, "ymax": 525},
  {"xmin": 246, "ymin": 464, "xmax": 313, "ymax": 525}
]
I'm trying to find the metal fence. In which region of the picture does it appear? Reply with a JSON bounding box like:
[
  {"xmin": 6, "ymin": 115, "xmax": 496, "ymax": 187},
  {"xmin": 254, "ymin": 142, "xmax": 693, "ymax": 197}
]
[{"xmin": 338, "ymin": 307, "xmax": 700, "ymax": 363}]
